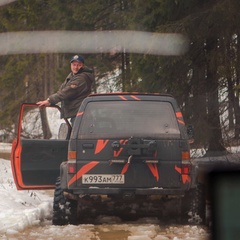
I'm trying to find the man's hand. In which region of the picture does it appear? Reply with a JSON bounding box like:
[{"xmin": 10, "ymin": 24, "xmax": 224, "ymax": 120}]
[{"xmin": 36, "ymin": 99, "xmax": 50, "ymax": 107}]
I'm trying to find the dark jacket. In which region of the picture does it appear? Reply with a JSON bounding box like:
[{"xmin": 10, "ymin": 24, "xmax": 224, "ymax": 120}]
[{"xmin": 48, "ymin": 67, "xmax": 94, "ymax": 119}]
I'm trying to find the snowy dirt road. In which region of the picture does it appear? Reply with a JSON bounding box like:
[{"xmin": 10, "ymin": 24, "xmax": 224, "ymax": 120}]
[
  {"xmin": 0, "ymin": 143, "xmax": 210, "ymax": 240},
  {"xmin": 3, "ymin": 218, "xmax": 210, "ymax": 240}
]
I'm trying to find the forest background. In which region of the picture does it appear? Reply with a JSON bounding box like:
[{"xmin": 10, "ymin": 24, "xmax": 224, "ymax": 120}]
[{"xmin": 0, "ymin": 0, "xmax": 239, "ymax": 156}]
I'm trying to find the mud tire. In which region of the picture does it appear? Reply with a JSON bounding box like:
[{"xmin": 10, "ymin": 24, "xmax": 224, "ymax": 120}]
[
  {"xmin": 181, "ymin": 184, "xmax": 206, "ymax": 225},
  {"xmin": 52, "ymin": 177, "xmax": 78, "ymax": 225},
  {"xmin": 191, "ymin": 184, "xmax": 206, "ymax": 224}
]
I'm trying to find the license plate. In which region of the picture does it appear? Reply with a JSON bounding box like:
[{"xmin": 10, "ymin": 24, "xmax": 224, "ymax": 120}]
[{"xmin": 82, "ymin": 174, "xmax": 124, "ymax": 184}]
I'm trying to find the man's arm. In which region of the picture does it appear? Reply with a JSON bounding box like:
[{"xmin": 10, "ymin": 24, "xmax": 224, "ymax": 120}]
[{"xmin": 48, "ymin": 77, "xmax": 88, "ymax": 103}]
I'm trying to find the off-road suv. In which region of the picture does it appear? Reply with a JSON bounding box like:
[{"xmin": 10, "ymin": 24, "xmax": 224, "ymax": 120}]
[{"xmin": 11, "ymin": 93, "xmax": 204, "ymax": 225}]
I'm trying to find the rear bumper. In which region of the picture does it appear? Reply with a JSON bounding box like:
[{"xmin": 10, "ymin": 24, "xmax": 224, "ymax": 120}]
[{"xmin": 72, "ymin": 187, "xmax": 186, "ymax": 196}]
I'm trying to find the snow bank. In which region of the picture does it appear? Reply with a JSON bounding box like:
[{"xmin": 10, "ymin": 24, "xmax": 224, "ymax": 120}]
[
  {"xmin": 0, "ymin": 143, "xmax": 12, "ymax": 153},
  {"xmin": 0, "ymin": 157, "xmax": 52, "ymax": 235}
]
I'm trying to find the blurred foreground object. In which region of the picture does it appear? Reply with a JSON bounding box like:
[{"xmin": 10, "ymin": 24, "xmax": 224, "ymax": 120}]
[
  {"xmin": 209, "ymin": 170, "xmax": 240, "ymax": 240},
  {"xmin": 0, "ymin": 30, "xmax": 188, "ymax": 56}
]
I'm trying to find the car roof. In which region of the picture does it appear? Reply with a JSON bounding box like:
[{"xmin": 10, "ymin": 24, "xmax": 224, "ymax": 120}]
[
  {"xmin": 84, "ymin": 92, "xmax": 178, "ymax": 108},
  {"xmin": 89, "ymin": 92, "xmax": 173, "ymax": 98}
]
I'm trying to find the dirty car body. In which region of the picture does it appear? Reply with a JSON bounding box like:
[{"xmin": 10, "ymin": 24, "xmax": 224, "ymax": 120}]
[{"xmin": 11, "ymin": 93, "xmax": 202, "ymax": 224}]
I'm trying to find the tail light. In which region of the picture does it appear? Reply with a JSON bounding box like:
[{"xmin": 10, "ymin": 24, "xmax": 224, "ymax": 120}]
[
  {"xmin": 68, "ymin": 151, "xmax": 76, "ymax": 173},
  {"xmin": 181, "ymin": 151, "xmax": 191, "ymax": 174},
  {"xmin": 181, "ymin": 151, "xmax": 190, "ymax": 161},
  {"xmin": 67, "ymin": 161, "xmax": 76, "ymax": 173},
  {"xmin": 182, "ymin": 164, "xmax": 191, "ymax": 174},
  {"xmin": 68, "ymin": 151, "xmax": 76, "ymax": 160}
]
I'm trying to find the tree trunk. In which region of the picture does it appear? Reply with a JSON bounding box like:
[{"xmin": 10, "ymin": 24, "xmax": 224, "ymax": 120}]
[
  {"xmin": 205, "ymin": 38, "xmax": 226, "ymax": 155},
  {"xmin": 227, "ymin": 78, "xmax": 235, "ymax": 131},
  {"xmin": 41, "ymin": 54, "xmax": 56, "ymax": 139},
  {"xmin": 40, "ymin": 108, "xmax": 52, "ymax": 139},
  {"xmin": 233, "ymin": 34, "xmax": 240, "ymax": 139},
  {"xmin": 192, "ymin": 64, "xmax": 208, "ymax": 148}
]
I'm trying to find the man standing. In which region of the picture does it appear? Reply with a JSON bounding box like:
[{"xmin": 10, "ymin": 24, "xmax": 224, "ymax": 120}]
[{"xmin": 37, "ymin": 55, "xmax": 94, "ymax": 125}]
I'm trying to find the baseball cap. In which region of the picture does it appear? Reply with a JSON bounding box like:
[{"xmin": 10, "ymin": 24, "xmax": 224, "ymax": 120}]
[{"xmin": 70, "ymin": 55, "xmax": 85, "ymax": 63}]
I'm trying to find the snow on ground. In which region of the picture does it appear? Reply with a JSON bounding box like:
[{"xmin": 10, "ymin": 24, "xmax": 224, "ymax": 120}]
[
  {"xmin": 0, "ymin": 155, "xmax": 52, "ymax": 235},
  {"xmin": 0, "ymin": 143, "xmax": 210, "ymax": 239}
]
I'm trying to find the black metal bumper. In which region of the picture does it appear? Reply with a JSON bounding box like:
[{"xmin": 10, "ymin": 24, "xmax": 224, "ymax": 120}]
[{"xmin": 72, "ymin": 187, "xmax": 186, "ymax": 196}]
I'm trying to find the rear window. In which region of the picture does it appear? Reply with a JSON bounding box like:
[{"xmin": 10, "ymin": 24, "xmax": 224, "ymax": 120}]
[{"xmin": 78, "ymin": 101, "xmax": 181, "ymax": 139}]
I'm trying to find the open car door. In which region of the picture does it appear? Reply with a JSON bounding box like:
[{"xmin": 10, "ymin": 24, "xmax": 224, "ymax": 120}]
[{"xmin": 11, "ymin": 103, "xmax": 71, "ymax": 190}]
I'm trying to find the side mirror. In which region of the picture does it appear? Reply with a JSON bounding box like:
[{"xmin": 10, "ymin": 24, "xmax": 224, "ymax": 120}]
[{"xmin": 187, "ymin": 124, "xmax": 194, "ymax": 144}]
